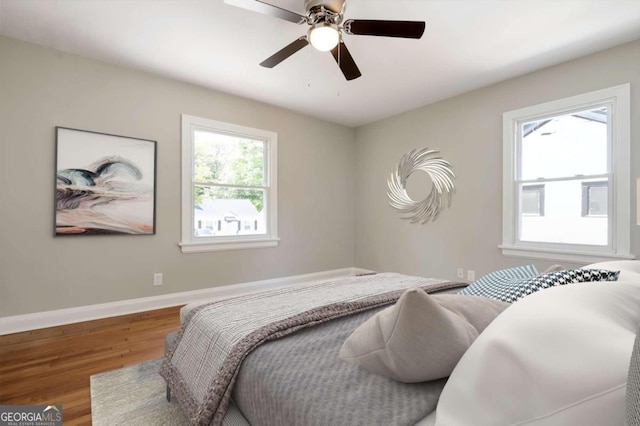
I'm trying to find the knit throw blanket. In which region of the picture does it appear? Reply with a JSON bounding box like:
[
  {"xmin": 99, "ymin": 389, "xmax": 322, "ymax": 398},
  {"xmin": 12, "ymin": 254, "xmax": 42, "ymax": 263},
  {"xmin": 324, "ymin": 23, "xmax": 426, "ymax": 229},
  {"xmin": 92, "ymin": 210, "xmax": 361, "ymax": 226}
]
[{"xmin": 160, "ymin": 273, "xmax": 462, "ymax": 426}]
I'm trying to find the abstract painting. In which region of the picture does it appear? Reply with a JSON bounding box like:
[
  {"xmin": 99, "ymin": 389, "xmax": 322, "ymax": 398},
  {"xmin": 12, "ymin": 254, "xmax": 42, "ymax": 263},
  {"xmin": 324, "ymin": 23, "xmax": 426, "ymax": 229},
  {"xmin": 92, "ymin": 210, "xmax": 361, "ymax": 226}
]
[{"xmin": 55, "ymin": 127, "xmax": 156, "ymax": 236}]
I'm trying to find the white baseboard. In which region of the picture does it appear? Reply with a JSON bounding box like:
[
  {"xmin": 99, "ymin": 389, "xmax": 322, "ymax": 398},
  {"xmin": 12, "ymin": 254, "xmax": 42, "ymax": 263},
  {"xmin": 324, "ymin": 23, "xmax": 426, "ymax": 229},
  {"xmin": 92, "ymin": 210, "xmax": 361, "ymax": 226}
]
[{"xmin": 0, "ymin": 267, "xmax": 373, "ymax": 335}]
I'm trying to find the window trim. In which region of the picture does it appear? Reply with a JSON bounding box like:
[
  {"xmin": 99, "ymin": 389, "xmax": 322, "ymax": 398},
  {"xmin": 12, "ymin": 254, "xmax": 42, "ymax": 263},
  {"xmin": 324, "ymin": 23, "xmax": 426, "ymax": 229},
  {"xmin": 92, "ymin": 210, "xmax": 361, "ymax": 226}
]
[
  {"xmin": 180, "ymin": 114, "xmax": 279, "ymax": 253},
  {"xmin": 500, "ymin": 84, "xmax": 633, "ymax": 263}
]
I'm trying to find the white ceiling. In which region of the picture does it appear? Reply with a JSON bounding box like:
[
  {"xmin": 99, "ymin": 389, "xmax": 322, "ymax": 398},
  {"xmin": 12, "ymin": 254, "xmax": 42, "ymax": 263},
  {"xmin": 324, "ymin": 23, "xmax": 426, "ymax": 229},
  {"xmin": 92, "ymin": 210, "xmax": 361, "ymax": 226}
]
[{"xmin": 1, "ymin": 0, "xmax": 639, "ymax": 127}]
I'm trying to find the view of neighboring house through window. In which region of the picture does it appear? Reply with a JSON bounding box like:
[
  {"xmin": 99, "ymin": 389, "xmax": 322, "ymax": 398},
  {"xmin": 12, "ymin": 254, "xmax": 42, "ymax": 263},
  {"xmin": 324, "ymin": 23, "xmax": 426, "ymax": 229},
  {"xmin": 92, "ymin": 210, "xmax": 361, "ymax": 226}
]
[
  {"xmin": 518, "ymin": 106, "xmax": 609, "ymax": 246},
  {"xmin": 581, "ymin": 180, "xmax": 608, "ymax": 217},
  {"xmin": 180, "ymin": 115, "xmax": 278, "ymax": 253},
  {"xmin": 521, "ymin": 184, "xmax": 545, "ymax": 216},
  {"xmin": 501, "ymin": 84, "xmax": 631, "ymax": 262}
]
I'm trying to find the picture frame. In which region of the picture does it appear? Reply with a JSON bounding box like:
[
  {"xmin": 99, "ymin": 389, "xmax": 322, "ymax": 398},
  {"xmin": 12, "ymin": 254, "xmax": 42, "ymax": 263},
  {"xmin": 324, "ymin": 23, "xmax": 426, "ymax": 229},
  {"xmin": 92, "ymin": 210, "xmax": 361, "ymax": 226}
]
[{"xmin": 55, "ymin": 127, "xmax": 157, "ymax": 236}]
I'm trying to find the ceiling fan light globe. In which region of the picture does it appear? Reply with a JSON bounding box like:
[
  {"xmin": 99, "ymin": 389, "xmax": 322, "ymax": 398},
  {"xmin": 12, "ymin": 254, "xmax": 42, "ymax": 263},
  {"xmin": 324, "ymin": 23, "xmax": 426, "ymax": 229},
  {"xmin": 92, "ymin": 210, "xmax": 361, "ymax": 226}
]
[{"xmin": 308, "ymin": 24, "xmax": 339, "ymax": 52}]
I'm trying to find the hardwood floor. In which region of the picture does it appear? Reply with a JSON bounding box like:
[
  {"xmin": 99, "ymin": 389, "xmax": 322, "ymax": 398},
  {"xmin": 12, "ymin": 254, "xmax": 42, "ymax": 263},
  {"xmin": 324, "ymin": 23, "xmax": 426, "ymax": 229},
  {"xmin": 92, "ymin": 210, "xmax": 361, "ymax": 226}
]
[{"xmin": 0, "ymin": 306, "xmax": 182, "ymax": 425}]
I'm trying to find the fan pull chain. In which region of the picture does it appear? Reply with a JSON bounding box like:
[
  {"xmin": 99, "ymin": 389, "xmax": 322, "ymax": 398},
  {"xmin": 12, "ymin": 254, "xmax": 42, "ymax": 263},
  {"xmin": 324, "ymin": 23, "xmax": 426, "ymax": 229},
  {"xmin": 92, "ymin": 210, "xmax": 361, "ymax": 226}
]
[
  {"xmin": 337, "ymin": 34, "xmax": 341, "ymax": 97},
  {"xmin": 307, "ymin": 41, "xmax": 312, "ymax": 88}
]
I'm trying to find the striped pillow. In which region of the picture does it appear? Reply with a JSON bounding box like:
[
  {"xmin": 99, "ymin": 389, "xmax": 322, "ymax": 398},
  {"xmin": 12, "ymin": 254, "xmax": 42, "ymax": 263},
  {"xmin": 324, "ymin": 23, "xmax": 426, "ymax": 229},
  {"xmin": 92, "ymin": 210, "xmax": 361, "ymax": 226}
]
[{"xmin": 459, "ymin": 265, "xmax": 539, "ymax": 301}]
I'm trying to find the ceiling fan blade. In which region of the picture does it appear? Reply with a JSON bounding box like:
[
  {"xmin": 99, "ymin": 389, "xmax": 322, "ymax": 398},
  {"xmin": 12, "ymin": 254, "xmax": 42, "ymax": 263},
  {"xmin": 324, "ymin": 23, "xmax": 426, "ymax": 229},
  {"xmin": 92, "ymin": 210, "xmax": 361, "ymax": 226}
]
[
  {"xmin": 343, "ymin": 19, "xmax": 426, "ymax": 39},
  {"xmin": 330, "ymin": 41, "xmax": 361, "ymax": 81},
  {"xmin": 224, "ymin": 0, "xmax": 306, "ymax": 24},
  {"xmin": 260, "ymin": 37, "xmax": 309, "ymax": 68}
]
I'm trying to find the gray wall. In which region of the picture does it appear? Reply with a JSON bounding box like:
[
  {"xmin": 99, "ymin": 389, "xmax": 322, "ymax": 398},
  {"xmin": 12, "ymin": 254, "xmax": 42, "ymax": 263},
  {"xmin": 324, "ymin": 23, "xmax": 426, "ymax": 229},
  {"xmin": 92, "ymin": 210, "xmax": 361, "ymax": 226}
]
[
  {"xmin": 2, "ymin": 35, "xmax": 638, "ymax": 318},
  {"xmin": 354, "ymin": 40, "xmax": 640, "ymax": 280},
  {"xmin": 0, "ymin": 36, "xmax": 355, "ymax": 317}
]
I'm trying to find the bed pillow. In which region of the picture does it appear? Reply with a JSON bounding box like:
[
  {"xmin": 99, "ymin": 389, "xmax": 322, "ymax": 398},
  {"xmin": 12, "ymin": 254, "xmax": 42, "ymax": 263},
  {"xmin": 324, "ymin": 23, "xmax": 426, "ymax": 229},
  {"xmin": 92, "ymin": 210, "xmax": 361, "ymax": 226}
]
[
  {"xmin": 583, "ymin": 260, "xmax": 640, "ymax": 282},
  {"xmin": 435, "ymin": 281, "xmax": 640, "ymax": 426},
  {"xmin": 543, "ymin": 264, "xmax": 564, "ymax": 273},
  {"xmin": 627, "ymin": 330, "xmax": 640, "ymax": 425},
  {"xmin": 339, "ymin": 289, "xmax": 509, "ymax": 383},
  {"xmin": 461, "ymin": 268, "xmax": 619, "ymax": 303},
  {"xmin": 458, "ymin": 264, "xmax": 538, "ymax": 299}
]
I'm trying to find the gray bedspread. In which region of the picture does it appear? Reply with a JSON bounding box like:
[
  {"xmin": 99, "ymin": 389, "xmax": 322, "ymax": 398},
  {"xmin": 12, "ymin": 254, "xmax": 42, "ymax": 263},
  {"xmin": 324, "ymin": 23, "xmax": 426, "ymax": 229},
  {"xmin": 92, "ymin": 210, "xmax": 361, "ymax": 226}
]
[
  {"xmin": 233, "ymin": 305, "xmax": 447, "ymax": 426},
  {"xmin": 162, "ymin": 273, "xmax": 465, "ymax": 426}
]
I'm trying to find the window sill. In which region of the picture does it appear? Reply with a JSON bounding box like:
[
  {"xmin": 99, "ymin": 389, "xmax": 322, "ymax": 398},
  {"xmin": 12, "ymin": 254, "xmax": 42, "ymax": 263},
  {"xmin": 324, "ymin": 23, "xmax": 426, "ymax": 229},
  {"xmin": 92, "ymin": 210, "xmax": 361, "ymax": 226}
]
[
  {"xmin": 180, "ymin": 237, "xmax": 280, "ymax": 253},
  {"xmin": 499, "ymin": 244, "xmax": 635, "ymax": 264}
]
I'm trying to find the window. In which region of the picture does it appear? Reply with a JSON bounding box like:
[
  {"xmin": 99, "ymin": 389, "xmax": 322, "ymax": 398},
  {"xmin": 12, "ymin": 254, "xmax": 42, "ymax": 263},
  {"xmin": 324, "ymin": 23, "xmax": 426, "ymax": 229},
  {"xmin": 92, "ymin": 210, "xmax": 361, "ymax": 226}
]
[
  {"xmin": 180, "ymin": 115, "xmax": 278, "ymax": 252},
  {"xmin": 501, "ymin": 84, "xmax": 632, "ymax": 263}
]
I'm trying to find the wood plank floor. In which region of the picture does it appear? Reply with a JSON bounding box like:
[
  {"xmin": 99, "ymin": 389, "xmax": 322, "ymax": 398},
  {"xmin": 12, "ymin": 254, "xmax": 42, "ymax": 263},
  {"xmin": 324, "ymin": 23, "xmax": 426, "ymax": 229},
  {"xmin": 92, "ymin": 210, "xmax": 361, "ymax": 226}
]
[{"xmin": 0, "ymin": 306, "xmax": 182, "ymax": 425}]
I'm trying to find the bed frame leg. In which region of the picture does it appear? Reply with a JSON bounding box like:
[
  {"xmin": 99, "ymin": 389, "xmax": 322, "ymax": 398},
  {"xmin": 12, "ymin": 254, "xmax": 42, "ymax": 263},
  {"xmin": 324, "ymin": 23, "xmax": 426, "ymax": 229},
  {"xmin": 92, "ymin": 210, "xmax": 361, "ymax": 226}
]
[{"xmin": 164, "ymin": 331, "xmax": 178, "ymax": 403}]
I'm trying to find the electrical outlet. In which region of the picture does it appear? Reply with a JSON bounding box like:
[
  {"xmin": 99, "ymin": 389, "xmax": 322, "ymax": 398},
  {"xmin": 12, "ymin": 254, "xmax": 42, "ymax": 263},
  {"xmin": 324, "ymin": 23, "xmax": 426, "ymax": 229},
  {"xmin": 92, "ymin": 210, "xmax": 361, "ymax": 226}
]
[
  {"xmin": 153, "ymin": 273, "xmax": 163, "ymax": 286},
  {"xmin": 466, "ymin": 270, "xmax": 476, "ymax": 281},
  {"xmin": 457, "ymin": 268, "xmax": 464, "ymax": 279}
]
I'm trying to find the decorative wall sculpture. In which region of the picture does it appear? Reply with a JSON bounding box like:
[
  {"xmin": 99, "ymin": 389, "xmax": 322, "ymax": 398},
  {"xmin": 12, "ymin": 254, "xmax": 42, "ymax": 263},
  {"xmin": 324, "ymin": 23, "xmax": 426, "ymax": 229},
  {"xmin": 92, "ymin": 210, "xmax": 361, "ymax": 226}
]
[{"xmin": 387, "ymin": 147, "xmax": 455, "ymax": 223}]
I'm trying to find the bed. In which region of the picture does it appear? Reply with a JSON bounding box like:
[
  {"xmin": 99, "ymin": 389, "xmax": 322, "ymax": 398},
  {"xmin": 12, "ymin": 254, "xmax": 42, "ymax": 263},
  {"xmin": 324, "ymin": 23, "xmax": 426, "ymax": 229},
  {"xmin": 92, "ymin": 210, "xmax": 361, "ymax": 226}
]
[{"xmin": 161, "ymin": 261, "xmax": 640, "ymax": 426}]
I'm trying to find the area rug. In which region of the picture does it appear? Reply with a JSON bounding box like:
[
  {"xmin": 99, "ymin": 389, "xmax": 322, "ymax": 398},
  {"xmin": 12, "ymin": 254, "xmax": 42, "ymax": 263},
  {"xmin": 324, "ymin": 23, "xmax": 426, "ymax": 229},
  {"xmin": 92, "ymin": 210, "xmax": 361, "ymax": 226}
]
[
  {"xmin": 90, "ymin": 358, "xmax": 189, "ymax": 426},
  {"xmin": 91, "ymin": 358, "xmax": 252, "ymax": 425}
]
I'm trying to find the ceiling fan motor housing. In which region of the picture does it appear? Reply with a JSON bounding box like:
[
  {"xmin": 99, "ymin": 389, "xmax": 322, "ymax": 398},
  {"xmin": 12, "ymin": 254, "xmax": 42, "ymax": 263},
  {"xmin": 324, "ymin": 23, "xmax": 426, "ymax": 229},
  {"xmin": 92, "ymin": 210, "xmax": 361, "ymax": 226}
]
[{"xmin": 304, "ymin": 0, "xmax": 345, "ymax": 24}]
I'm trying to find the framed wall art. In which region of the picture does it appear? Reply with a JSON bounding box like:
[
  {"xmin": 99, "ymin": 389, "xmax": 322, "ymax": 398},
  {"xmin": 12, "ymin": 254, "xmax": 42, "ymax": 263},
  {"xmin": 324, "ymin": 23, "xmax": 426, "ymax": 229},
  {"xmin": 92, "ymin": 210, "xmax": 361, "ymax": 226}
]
[{"xmin": 55, "ymin": 127, "xmax": 157, "ymax": 236}]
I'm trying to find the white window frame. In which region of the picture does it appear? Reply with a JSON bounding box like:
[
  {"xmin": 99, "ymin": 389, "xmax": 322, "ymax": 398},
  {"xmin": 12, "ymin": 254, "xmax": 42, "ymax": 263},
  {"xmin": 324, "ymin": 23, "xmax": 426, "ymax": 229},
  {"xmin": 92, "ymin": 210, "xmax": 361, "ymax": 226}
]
[
  {"xmin": 500, "ymin": 84, "xmax": 633, "ymax": 263},
  {"xmin": 180, "ymin": 114, "xmax": 278, "ymax": 253}
]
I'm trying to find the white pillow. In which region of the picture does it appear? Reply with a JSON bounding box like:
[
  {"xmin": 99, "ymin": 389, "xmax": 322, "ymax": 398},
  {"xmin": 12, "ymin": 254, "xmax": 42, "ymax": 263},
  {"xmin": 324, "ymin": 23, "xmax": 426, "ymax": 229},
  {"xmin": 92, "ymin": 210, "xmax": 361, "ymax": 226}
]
[
  {"xmin": 627, "ymin": 330, "xmax": 640, "ymax": 424},
  {"xmin": 435, "ymin": 281, "xmax": 640, "ymax": 426},
  {"xmin": 339, "ymin": 289, "xmax": 509, "ymax": 382}
]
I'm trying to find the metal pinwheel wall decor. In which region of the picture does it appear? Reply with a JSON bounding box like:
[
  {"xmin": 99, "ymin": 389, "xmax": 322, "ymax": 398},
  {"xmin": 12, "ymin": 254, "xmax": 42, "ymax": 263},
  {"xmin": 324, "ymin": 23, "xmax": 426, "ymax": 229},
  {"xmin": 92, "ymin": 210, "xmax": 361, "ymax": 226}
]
[{"xmin": 386, "ymin": 147, "xmax": 456, "ymax": 223}]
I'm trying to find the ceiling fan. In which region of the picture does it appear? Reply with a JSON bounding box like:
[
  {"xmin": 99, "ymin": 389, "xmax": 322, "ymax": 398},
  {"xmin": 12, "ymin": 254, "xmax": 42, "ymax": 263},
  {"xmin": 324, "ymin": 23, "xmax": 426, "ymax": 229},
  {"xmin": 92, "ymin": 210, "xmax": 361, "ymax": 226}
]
[{"xmin": 224, "ymin": 0, "xmax": 426, "ymax": 81}]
